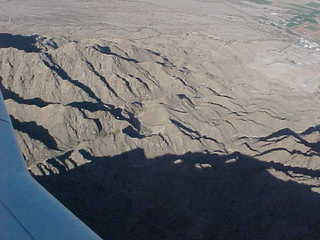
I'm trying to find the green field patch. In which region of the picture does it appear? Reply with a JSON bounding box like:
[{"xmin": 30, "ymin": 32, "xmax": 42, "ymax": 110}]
[
  {"xmin": 307, "ymin": 2, "xmax": 320, "ymax": 8},
  {"xmin": 247, "ymin": 0, "xmax": 272, "ymax": 5},
  {"xmin": 286, "ymin": 3, "xmax": 320, "ymax": 27}
]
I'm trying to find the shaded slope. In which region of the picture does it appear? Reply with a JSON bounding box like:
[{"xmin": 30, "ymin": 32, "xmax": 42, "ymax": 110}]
[{"xmin": 35, "ymin": 149, "xmax": 320, "ymax": 240}]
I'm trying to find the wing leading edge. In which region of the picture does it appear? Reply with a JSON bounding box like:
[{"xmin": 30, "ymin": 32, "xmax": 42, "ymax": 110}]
[{"xmin": 0, "ymin": 91, "xmax": 102, "ymax": 240}]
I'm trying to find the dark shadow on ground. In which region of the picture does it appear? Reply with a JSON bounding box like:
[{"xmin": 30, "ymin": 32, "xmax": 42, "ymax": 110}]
[
  {"xmin": 93, "ymin": 45, "xmax": 139, "ymax": 63},
  {"xmin": 10, "ymin": 115, "xmax": 60, "ymax": 151},
  {"xmin": 0, "ymin": 82, "xmax": 55, "ymax": 108},
  {"xmin": 0, "ymin": 33, "xmax": 40, "ymax": 52},
  {"xmin": 34, "ymin": 149, "xmax": 320, "ymax": 240},
  {"xmin": 67, "ymin": 101, "xmax": 143, "ymax": 138},
  {"xmin": 254, "ymin": 126, "xmax": 320, "ymax": 158},
  {"xmin": 37, "ymin": 150, "xmax": 77, "ymax": 175}
]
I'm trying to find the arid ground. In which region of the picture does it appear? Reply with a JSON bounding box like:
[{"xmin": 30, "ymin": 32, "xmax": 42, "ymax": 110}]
[{"xmin": 1, "ymin": 0, "xmax": 320, "ymax": 239}]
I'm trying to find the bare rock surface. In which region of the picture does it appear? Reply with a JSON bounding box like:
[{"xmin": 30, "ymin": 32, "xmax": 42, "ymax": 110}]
[{"xmin": 1, "ymin": 0, "xmax": 320, "ymax": 239}]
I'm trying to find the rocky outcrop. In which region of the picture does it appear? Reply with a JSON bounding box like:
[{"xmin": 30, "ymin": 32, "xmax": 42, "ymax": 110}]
[{"xmin": 1, "ymin": 34, "xmax": 319, "ymax": 175}]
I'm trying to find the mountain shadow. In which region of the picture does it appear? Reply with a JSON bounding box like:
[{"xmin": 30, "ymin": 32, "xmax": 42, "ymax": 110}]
[
  {"xmin": 34, "ymin": 149, "xmax": 320, "ymax": 240},
  {"xmin": 10, "ymin": 115, "xmax": 60, "ymax": 151},
  {"xmin": 93, "ymin": 45, "xmax": 139, "ymax": 63},
  {"xmin": 254, "ymin": 126, "xmax": 320, "ymax": 158},
  {"xmin": 0, "ymin": 33, "xmax": 41, "ymax": 53},
  {"xmin": 0, "ymin": 83, "xmax": 55, "ymax": 108}
]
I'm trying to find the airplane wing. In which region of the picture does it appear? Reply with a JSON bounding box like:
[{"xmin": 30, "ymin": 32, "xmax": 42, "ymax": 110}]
[{"xmin": 0, "ymin": 91, "xmax": 102, "ymax": 240}]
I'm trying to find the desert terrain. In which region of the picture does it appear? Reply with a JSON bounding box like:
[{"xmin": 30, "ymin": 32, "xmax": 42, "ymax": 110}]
[{"xmin": 1, "ymin": 0, "xmax": 320, "ymax": 239}]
